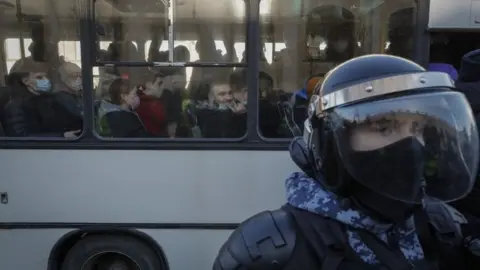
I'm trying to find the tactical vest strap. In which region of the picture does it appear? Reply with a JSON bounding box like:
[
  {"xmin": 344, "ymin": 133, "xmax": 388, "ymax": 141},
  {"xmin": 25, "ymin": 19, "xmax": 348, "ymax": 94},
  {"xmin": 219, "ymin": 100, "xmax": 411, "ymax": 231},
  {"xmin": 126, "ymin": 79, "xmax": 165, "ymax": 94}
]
[
  {"xmin": 356, "ymin": 230, "xmax": 413, "ymax": 270},
  {"xmin": 414, "ymin": 208, "xmax": 439, "ymax": 269},
  {"xmin": 283, "ymin": 204, "xmax": 348, "ymax": 270}
]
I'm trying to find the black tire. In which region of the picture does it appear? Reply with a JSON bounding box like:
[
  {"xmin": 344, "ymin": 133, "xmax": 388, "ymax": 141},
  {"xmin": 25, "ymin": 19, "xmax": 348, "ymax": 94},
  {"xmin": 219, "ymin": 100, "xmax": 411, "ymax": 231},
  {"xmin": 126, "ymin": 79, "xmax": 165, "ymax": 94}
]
[{"xmin": 61, "ymin": 234, "xmax": 163, "ymax": 270}]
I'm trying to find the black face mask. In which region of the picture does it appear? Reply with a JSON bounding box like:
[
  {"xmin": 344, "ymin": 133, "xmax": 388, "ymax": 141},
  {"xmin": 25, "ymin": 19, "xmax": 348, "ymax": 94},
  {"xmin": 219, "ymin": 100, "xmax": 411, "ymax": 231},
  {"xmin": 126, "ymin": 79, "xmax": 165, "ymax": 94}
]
[
  {"xmin": 349, "ymin": 137, "xmax": 426, "ymax": 223},
  {"xmin": 351, "ymin": 183, "xmax": 419, "ymax": 224}
]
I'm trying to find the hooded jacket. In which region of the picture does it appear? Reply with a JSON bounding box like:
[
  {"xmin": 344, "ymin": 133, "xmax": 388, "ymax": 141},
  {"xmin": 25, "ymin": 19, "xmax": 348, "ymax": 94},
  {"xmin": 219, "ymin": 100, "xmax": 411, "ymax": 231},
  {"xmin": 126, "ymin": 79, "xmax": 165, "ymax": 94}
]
[
  {"xmin": 455, "ymin": 49, "xmax": 480, "ymax": 114},
  {"xmin": 452, "ymin": 49, "xmax": 480, "ymax": 217},
  {"xmin": 97, "ymin": 100, "xmax": 150, "ymax": 138}
]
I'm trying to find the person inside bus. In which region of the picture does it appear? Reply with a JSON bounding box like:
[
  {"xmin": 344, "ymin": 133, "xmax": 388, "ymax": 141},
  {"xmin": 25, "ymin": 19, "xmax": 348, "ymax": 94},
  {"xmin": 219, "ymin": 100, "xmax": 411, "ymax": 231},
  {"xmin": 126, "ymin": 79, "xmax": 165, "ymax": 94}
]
[
  {"xmin": 3, "ymin": 64, "xmax": 81, "ymax": 138},
  {"xmin": 189, "ymin": 27, "xmax": 233, "ymax": 95},
  {"xmin": 273, "ymin": 27, "xmax": 304, "ymax": 92},
  {"xmin": 386, "ymin": 7, "xmax": 415, "ymax": 59},
  {"xmin": 160, "ymin": 71, "xmax": 190, "ymax": 138},
  {"xmin": 55, "ymin": 61, "xmax": 84, "ymax": 125},
  {"xmin": 135, "ymin": 72, "xmax": 168, "ymax": 137},
  {"xmin": 226, "ymin": 68, "xmax": 286, "ymax": 138},
  {"xmin": 97, "ymin": 78, "xmax": 151, "ymax": 138},
  {"xmin": 195, "ymin": 82, "xmax": 246, "ymax": 138},
  {"xmin": 324, "ymin": 23, "xmax": 356, "ymax": 62},
  {"xmin": 285, "ymin": 75, "xmax": 324, "ymax": 136},
  {"xmin": 213, "ymin": 54, "xmax": 480, "ymax": 270},
  {"xmin": 257, "ymin": 71, "xmax": 287, "ymax": 138},
  {"xmin": 305, "ymin": 5, "xmax": 356, "ymax": 63}
]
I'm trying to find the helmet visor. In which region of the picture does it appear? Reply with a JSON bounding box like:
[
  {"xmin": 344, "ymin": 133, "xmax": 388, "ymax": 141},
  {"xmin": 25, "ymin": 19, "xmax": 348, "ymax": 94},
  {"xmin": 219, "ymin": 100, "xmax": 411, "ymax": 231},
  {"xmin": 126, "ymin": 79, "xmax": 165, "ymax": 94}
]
[{"xmin": 329, "ymin": 91, "xmax": 479, "ymax": 203}]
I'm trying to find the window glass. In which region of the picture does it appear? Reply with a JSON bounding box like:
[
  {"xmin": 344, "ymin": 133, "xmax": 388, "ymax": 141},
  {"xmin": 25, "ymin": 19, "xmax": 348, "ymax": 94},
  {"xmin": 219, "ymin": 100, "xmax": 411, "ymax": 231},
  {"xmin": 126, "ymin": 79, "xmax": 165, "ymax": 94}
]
[
  {"xmin": 173, "ymin": 0, "xmax": 246, "ymax": 63},
  {"xmin": 94, "ymin": 67, "xmax": 245, "ymax": 139},
  {"xmin": 93, "ymin": 41, "xmax": 113, "ymax": 88},
  {"xmin": 144, "ymin": 40, "xmax": 227, "ymax": 89},
  {"xmin": 1, "ymin": 0, "xmax": 83, "ymax": 139},
  {"xmin": 258, "ymin": 0, "xmax": 417, "ymax": 139},
  {"xmin": 5, "ymin": 38, "xmax": 33, "ymax": 72},
  {"xmin": 94, "ymin": 0, "xmax": 247, "ymax": 139}
]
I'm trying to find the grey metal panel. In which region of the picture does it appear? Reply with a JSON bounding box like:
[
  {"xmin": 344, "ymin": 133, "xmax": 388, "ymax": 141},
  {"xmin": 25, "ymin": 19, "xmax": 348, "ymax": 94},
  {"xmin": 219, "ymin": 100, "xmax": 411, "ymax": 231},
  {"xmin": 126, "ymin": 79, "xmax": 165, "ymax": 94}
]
[
  {"xmin": 139, "ymin": 229, "xmax": 232, "ymax": 269},
  {"xmin": 0, "ymin": 229, "xmax": 232, "ymax": 270},
  {"xmin": 0, "ymin": 150, "xmax": 296, "ymax": 223},
  {"xmin": 0, "ymin": 229, "xmax": 73, "ymax": 270},
  {"xmin": 428, "ymin": 0, "xmax": 480, "ymax": 29}
]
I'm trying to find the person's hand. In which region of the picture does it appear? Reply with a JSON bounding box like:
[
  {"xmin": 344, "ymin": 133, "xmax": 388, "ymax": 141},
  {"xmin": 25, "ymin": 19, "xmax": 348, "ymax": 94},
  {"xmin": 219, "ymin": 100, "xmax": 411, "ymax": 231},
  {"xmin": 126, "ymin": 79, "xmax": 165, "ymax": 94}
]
[
  {"xmin": 230, "ymin": 102, "xmax": 246, "ymax": 114},
  {"xmin": 64, "ymin": 129, "xmax": 81, "ymax": 138}
]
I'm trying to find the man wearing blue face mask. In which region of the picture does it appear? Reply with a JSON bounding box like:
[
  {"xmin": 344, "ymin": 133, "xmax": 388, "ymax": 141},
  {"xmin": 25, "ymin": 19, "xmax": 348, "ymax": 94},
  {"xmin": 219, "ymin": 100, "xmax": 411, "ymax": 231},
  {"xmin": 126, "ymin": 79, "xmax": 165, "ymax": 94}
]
[{"xmin": 3, "ymin": 63, "xmax": 82, "ymax": 138}]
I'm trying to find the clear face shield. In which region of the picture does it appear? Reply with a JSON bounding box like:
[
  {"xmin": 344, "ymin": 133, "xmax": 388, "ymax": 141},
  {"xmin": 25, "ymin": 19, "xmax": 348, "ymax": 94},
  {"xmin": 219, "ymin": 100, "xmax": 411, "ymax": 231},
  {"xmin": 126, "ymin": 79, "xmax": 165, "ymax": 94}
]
[{"xmin": 307, "ymin": 72, "xmax": 479, "ymax": 204}]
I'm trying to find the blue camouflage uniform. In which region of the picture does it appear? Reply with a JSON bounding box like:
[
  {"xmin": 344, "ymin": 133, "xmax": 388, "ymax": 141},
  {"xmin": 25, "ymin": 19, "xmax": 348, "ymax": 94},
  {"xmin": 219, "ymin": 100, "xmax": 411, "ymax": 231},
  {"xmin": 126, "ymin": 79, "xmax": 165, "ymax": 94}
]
[{"xmin": 286, "ymin": 171, "xmax": 425, "ymax": 265}]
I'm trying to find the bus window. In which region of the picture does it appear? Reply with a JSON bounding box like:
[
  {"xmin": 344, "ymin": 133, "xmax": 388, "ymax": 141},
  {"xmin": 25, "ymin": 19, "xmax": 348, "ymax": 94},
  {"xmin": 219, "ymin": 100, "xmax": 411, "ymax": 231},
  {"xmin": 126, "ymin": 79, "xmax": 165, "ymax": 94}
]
[
  {"xmin": 234, "ymin": 42, "xmax": 245, "ymax": 63},
  {"xmin": 5, "ymin": 38, "xmax": 33, "ymax": 72},
  {"xmin": 58, "ymin": 41, "xmax": 82, "ymax": 69},
  {"xmin": 94, "ymin": 0, "xmax": 247, "ymax": 139},
  {"xmin": 174, "ymin": 4, "xmax": 244, "ymax": 64},
  {"xmin": 1, "ymin": 0, "xmax": 84, "ymax": 139},
  {"xmin": 92, "ymin": 41, "xmax": 114, "ymax": 88},
  {"xmin": 264, "ymin": 42, "xmax": 286, "ymax": 64},
  {"xmin": 385, "ymin": 7, "xmax": 417, "ymax": 59},
  {"xmin": 144, "ymin": 39, "xmax": 227, "ymax": 89},
  {"xmin": 259, "ymin": 0, "xmax": 417, "ymax": 139}
]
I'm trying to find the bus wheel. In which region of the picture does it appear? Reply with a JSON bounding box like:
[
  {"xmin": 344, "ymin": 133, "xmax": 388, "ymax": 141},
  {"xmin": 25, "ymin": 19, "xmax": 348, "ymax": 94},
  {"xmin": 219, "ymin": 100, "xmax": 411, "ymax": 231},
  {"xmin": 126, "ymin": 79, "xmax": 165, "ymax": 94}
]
[{"xmin": 61, "ymin": 235, "xmax": 163, "ymax": 270}]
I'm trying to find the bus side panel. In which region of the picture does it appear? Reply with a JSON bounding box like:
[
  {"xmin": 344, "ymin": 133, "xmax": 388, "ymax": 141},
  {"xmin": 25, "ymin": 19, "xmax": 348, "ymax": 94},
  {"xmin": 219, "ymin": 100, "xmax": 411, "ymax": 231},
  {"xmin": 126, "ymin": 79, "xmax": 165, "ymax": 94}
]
[
  {"xmin": 0, "ymin": 229, "xmax": 74, "ymax": 270},
  {"xmin": 0, "ymin": 150, "xmax": 296, "ymax": 223},
  {"xmin": 139, "ymin": 229, "xmax": 232, "ymax": 269},
  {"xmin": 428, "ymin": 0, "xmax": 478, "ymax": 29}
]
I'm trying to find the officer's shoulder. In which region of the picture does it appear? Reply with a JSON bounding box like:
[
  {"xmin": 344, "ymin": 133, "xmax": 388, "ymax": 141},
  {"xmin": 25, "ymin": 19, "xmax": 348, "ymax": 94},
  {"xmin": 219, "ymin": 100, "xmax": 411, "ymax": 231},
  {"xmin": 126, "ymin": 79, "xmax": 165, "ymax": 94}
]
[
  {"xmin": 425, "ymin": 202, "xmax": 467, "ymax": 245},
  {"xmin": 213, "ymin": 208, "xmax": 297, "ymax": 270}
]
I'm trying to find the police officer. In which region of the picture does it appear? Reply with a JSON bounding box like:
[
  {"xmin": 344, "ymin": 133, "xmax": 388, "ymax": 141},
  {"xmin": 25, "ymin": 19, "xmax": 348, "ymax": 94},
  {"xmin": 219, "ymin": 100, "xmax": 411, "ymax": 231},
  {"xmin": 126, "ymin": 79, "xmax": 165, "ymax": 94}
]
[{"xmin": 212, "ymin": 54, "xmax": 480, "ymax": 270}]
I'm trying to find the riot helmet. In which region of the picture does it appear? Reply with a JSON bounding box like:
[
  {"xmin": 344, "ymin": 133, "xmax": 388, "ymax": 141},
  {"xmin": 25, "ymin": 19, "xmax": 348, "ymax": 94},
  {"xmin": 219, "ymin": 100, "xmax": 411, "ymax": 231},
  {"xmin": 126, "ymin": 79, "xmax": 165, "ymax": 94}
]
[{"xmin": 304, "ymin": 54, "xmax": 479, "ymax": 205}]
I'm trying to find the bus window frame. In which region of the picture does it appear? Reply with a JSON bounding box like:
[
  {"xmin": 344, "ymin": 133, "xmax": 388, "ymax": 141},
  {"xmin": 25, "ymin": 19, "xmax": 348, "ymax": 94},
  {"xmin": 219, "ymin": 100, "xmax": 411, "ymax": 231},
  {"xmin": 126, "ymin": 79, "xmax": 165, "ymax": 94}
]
[
  {"xmin": 86, "ymin": 0, "xmax": 253, "ymax": 144},
  {"xmin": 0, "ymin": 0, "xmax": 428, "ymax": 150}
]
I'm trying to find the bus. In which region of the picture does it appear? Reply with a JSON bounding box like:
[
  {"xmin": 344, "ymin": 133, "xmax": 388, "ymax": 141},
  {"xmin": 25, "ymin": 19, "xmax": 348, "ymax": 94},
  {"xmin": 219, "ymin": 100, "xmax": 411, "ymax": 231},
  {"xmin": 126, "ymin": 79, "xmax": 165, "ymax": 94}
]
[{"xmin": 0, "ymin": 0, "xmax": 476, "ymax": 269}]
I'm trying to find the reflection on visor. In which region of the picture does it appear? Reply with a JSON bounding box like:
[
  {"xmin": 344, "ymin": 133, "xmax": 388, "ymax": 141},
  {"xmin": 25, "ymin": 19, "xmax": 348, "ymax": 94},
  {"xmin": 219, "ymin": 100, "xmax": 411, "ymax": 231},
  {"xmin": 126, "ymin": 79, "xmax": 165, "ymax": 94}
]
[{"xmin": 328, "ymin": 91, "xmax": 479, "ymax": 203}]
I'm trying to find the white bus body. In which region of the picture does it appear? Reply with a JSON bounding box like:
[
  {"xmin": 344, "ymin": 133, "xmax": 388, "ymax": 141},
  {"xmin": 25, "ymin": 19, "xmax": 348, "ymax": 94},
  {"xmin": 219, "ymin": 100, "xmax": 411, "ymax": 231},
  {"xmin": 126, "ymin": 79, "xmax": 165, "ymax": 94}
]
[{"xmin": 0, "ymin": 150, "xmax": 295, "ymax": 269}]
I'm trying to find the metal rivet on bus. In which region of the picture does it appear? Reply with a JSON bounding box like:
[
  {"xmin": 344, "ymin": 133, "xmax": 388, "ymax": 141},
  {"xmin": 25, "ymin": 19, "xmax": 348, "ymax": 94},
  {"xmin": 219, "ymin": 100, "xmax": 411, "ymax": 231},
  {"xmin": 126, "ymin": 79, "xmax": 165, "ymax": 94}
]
[
  {"xmin": 419, "ymin": 77, "xmax": 427, "ymax": 83},
  {"xmin": 365, "ymin": 85, "xmax": 373, "ymax": 92}
]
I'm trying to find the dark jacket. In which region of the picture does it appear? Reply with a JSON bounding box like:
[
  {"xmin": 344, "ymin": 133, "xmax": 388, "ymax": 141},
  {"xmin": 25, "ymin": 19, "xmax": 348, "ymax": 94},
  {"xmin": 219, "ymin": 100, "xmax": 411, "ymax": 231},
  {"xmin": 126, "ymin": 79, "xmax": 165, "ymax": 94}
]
[
  {"xmin": 453, "ymin": 49, "xmax": 480, "ymax": 217},
  {"xmin": 97, "ymin": 100, "xmax": 151, "ymax": 138},
  {"xmin": 455, "ymin": 50, "xmax": 480, "ymax": 114},
  {"xmin": 3, "ymin": 91, "xmax": 82, "ymax": 137},
  {"xmin": 55, "ymin": 91, "xmax": 83, "ymax": 119},
  {"xmin": 195, "ymin": 102, "xmax": 246, "ymax": 138},
  {"xmin": 160, "ymin": 89, "xmax": 190, "ymax": 137}
]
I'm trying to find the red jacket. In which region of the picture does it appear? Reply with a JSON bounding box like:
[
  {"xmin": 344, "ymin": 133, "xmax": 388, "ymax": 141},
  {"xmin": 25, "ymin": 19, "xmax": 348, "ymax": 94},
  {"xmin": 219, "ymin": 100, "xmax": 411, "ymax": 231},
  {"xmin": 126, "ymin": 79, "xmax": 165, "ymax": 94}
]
[{"xmin": 136, "ymin": 93, "xmax": 167, "ymax": 137}]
